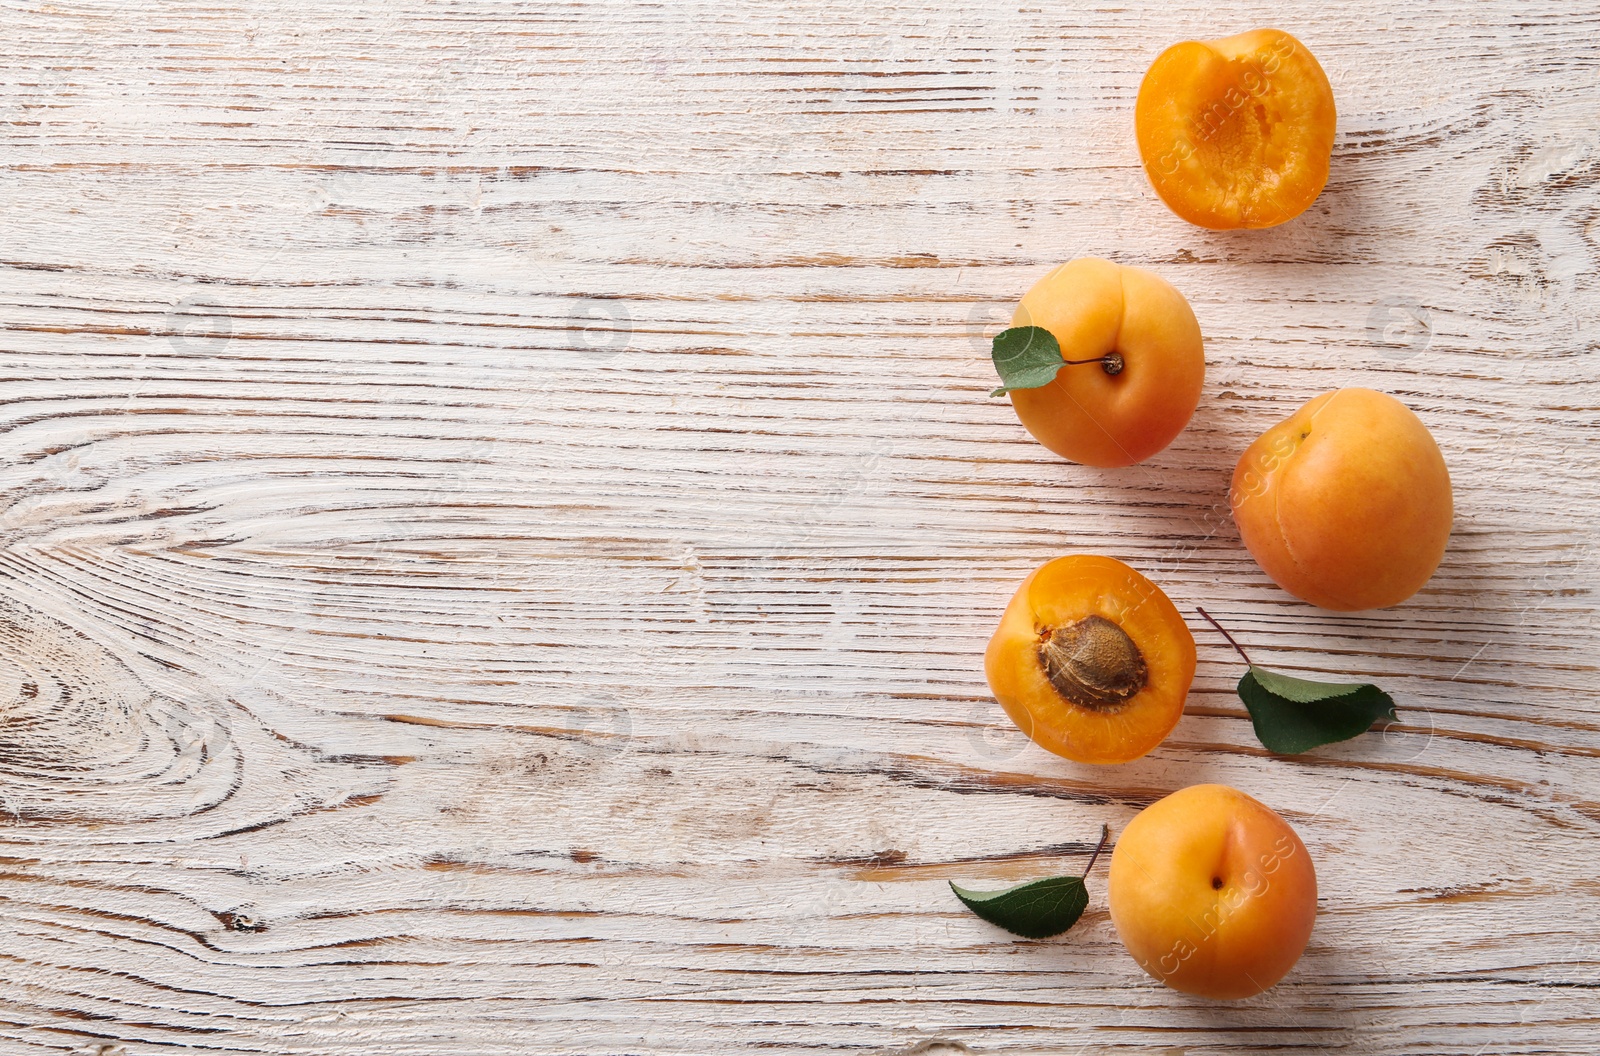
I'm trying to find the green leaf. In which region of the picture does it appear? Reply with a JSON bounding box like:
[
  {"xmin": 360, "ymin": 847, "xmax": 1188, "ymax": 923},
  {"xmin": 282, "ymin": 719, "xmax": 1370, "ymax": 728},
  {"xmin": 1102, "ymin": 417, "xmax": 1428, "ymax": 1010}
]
[
  {"xmin": 949, "ymin": 875, "xmax": 1089, "ymax": 939},
  {"xmin": 990, "ymin": 326, "xmax": 1064, "ymax": 396},
  {"xmin": 1238, "ymin": 666, "xmax": 1398, "ymax": 755}
]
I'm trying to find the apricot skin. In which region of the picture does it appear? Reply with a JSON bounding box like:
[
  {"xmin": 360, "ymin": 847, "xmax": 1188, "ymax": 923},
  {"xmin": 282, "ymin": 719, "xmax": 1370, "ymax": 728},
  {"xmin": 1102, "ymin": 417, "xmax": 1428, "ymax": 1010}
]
[
  {"xmin": 1007, "ymin": 258, "xmax": 1205, "ymax": 468},
  {"xmin": 1109, "ymin": 784, "xmax": 1317, "ymax": 1000},
  {"xmin": 1135, "ymin": 29, "xmax": 1336, "ymax": 229},
  {"xmin": 984, "ymin": 555, "xmax": 1196, "ymax": 765},
  {"xmin": 1230, "ymin": 388, "xmax": 1452, "ymax": 611}
]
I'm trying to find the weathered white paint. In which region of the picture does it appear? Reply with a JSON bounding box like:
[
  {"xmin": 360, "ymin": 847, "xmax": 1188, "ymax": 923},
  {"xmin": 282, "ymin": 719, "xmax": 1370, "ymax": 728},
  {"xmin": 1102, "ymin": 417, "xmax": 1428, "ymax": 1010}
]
[{"xmin": 0, "ymin": 1, "xmax": 1597, "ymax": 1052}]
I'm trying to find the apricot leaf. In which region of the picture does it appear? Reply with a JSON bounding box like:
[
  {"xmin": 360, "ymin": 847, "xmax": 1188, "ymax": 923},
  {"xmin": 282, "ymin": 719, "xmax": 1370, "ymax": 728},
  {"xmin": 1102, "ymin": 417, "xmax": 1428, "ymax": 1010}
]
[
  {"xmin": 989, "ymin": 326, "xmax": 1063, "ymax": 396},
  {"xmin": 1196, "ymin": 608, "xmax": 1399, "ymax": 756},
  {"xmin": 949, "ymin": 875, "xmax": 1088, "ymax": 939},
  {"xmin": 1239, "ymin": 666, "xmax": 1397, "ymax": 756},
  {"xmin": 1249, "ymin": 665, "xmax": 1372, "ymax": 703},
  {"xmin": 949, "ymin": 823, "xmax": 1108, "ymax": 940}
]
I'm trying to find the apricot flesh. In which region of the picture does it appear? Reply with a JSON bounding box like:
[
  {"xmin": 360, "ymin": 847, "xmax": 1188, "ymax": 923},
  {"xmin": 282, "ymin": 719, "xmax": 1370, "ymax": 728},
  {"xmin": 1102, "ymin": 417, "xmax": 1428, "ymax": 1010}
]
[
  {"xmin": 1136, "ymin": 29, "xmax": 1336, "ymax": 229},
  {"xmin": 1007, "ymin": 258, "xmax": 1205, "ymax": 468},
  {"xmin": 1109, "ymin": 784, "xmax": 1317, "ymax": 1000},
  {"xmin": 1230, "ymin": 388, "xmax": 1452, "ymax": 611},
  {"xmin": 984, "ymin": 555, "xmax": 1196, "ymax": 765}
]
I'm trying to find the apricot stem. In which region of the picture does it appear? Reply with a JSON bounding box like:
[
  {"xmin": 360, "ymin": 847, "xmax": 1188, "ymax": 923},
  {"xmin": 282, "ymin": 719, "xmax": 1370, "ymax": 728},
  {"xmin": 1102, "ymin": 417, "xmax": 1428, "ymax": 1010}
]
[
  {"xmin": 1061, "ymin": 351, "xmax": 1125, "ymax": 376},
  {"xmin": 1082, "ymin": 823, "xmax": 1111, "ymax": 878},
  {"xmin": 1196, "ymin": 607, "xmax": 1254, "ymax": 667}
]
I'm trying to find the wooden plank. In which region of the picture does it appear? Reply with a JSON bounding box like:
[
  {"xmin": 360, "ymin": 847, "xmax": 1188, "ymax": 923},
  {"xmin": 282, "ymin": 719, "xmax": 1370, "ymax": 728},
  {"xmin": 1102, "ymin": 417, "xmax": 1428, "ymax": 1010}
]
[{"xmin": 0, "ymin": 0, "xmax": 1597, "ymax": 1052}]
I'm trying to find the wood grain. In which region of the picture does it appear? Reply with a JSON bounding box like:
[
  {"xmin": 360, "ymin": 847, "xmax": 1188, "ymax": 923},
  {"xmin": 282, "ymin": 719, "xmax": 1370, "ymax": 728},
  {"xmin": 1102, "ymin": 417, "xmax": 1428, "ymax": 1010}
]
[{"xmin": 1, "ymin": 0, "xmax": 1598, "ymax": 1052}]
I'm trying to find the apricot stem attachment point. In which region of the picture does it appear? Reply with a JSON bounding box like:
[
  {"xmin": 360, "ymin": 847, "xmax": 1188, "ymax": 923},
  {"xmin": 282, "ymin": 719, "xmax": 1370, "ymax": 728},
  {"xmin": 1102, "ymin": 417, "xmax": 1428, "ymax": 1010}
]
[
  {"xmin": 1061, "ymin": 351, "xmax": 1125, "ymax": 376},
  {"xmin": 1197, "ymin": 607, "xmax": 1253, "ymax": 667},
  {"xmin": 1082, "ymin": 823, "xmax": 1111, "ymax": 878}
]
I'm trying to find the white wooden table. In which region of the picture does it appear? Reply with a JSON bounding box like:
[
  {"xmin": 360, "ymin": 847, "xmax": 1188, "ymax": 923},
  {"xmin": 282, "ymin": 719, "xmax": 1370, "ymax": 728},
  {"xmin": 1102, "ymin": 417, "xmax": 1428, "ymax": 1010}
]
[{"xmin": 2, "ymin": 2, "xmax": 1597, "ymax": 1053}]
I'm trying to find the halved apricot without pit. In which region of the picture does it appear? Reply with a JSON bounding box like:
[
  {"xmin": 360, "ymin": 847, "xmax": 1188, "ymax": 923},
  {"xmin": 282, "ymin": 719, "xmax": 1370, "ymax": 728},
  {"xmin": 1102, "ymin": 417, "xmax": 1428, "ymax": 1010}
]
[
  {"xmin": 1136, "ymin": 29, "xmax": 1336, "ymax": 229},
  {"xmin": 984, "ymin": 555, "xmax": 1196, "ymax": 765}
]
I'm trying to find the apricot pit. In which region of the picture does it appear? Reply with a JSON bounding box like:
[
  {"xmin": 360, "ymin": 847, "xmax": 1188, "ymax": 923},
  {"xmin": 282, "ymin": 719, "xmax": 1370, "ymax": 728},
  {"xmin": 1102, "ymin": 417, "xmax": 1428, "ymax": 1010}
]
[{"xmin": 1039, "ymin": 615, "xmax": 1148, "ymax": 710}]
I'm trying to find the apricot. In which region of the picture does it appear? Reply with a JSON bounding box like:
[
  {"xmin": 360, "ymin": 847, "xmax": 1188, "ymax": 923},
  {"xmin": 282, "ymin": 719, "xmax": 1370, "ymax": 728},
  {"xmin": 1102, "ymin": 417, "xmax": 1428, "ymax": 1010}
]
[
  {"xmin": 1005, "ymin": 258, "xmax": 1205, "ymax": 467},
  {"xmin": 984, "ymin": 555, "xmax": 1195, "ymax": 764},
  {"xmin": 1109, "ymin": 784, "xmax": 1317, "ymax": 999},
  {"xmin": 1230, "ymin": 388, "xmax": 1452, "ymax": 611},
  {"xmin": 1135, "ymin": 29, "xmax": 1336, "ymax": 229}
]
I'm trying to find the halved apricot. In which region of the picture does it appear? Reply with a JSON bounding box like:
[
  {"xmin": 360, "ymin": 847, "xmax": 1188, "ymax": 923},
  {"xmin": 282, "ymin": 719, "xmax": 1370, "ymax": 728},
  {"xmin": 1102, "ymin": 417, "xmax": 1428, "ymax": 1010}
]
[
  {"xmin": 1135, "ymin": 29, "xmax": 1336, "ymax": 229},
  {"xmin": 984, "ymin": 555, "xmax": 1196, "ymax": 764}
]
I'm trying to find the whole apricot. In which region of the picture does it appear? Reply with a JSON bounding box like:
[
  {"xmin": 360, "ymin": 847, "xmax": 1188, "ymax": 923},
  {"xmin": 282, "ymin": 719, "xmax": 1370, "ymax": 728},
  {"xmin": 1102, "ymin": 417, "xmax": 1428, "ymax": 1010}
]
[
  {"xmin": 1109, "ymin": 784, "xmax": 1317, "ymax": 999},
  {"xmin": 1135, "ymin": 29, "xmax": 1336, "ymax": 229},
  {"xmin": 1230, "ymin": 388, "xmax": 1452, "ymax": 611},
  {"xmin": 1004, "ymin": 258, "xmax": 1205, "ymax": 467},
  {"xmin": 984, "ymin": 555, "xmax": 1196, "ymax": 764}
]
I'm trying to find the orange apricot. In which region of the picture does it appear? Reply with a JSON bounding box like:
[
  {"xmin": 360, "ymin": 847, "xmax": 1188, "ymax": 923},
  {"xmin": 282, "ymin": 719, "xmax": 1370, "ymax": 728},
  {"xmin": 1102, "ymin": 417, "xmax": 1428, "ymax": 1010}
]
[
  {"xmin": 984, "ymin": 555, "xmax": 1195, "ymax": 765},
  {"xmin": 1135, "ymin": 29, "xmax": 1336, "ymax": 229},
  {"xmin": 1230, "ymin": 388, "xmax": 1452, "ymax": 611},
  {"xmin": 1005, "ymin": 258, "xmax": 1205, "ymax": 468},
  {"xmin": 1108, "ymin": 784, "xmax": 1318, "ymax": 999}
]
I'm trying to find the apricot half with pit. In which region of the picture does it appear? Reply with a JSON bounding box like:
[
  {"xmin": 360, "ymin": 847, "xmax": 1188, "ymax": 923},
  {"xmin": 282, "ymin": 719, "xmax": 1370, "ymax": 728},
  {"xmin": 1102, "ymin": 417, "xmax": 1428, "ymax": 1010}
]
[
  {"xmin": 1135, "ymin": 29, "xmax": 1336, "ymax": 229},
  {"xmin": 984, "ymin": 555, "xmax": 1196, "ymax": 764},
  {"xmin": 1002, "ymin": 258, "xmax": 1205, "ymax": 468},
  {"xmin": 1230, "ymin": 388, "xmax": 1452, "ymax": 611},
  {"xmin": 1109, "ymin": 783, "xmax": 1318, "ymax": 999}
]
